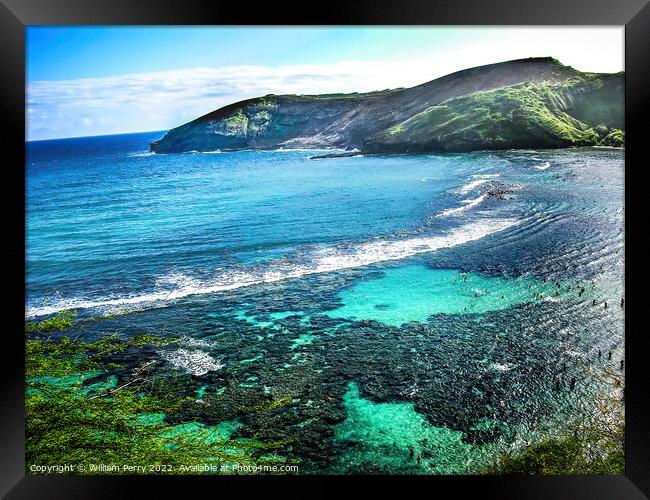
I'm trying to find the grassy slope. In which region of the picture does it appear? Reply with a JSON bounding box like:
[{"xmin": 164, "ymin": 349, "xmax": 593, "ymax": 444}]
[
  {"xmin": 150, "ymin": 59, "xmax": 623, "ymax": 154},
  {"xmin": 364, "ymin": 75, "xmax": 624, "ymax": 153},
  {"xmin": 25, "ymin": 312, "xmax": 292, "ymax": 474}
]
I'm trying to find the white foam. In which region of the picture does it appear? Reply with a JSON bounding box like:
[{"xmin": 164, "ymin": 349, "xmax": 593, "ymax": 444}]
[
  {"xmin": 456, "ymin": 174, "xmax": 499, "ymax": 194},
  {"xmin": 129, "ymin": 151, "xmax": 156, "ymax": 158},
  {"xmin": 438, "ymin": 193, "xmax": 488, "ymax": 217},
  {"xmin": 180, "ymin": 336, "xmax": 212, "ymax": 347},
  {"xmin": 186, "ymin": 150, "xmax": 223, "ymax": 154},
  {"xmin": 25, "ymin": 218, "xmax": 518, "ymax": 318},
  {"xmin": 160, "ymin": 348, "xmax": 224, "ymax": 376},
  {"xmin": 534, "ymin": 162, "xmax": 551, "ymax": 171},
  {"xmin": 273, "ymin": 148, "xmax": 337, "ymax": 153},
  {"xmin": 456, "ymin": 178, "xmax": 490, "ymax": 194}
]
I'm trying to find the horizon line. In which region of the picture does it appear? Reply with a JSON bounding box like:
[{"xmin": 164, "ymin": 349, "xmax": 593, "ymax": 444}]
[{"xmin": 26, "ymin": 129, "xmax": 167, "ymax": 143}]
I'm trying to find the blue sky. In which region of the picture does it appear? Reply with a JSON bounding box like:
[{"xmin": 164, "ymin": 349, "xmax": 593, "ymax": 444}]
[
  {"xmin": 27, "ymin": 26, "xmax": 624, "ymax": 140},
  {"xmin": 28, "ymin": 27, "xmax": 470, "ymax": 81}
]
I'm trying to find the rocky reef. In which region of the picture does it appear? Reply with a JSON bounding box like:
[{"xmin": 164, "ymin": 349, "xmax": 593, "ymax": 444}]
[{"xmin": 150, "ymin": 57, "xmax": 624, "ymax": 155}]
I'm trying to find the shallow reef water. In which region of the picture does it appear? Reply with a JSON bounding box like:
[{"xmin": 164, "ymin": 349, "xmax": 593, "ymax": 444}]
[
  {"xmin": 332, "ymin": 381, "xmax": 484, "ymax": 474},
  {"xmin": 326, "ymin": 265, "xmax": 576, "ymax": 326},
  {"xmin": 27, "ymin": 134, "xmax": 624, "ymax": 473}
]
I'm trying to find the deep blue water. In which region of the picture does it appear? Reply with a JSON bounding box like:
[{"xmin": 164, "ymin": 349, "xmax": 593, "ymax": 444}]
[{"xmin": 26, "ymin": 132, "xmax": 625, "ymax": 473}]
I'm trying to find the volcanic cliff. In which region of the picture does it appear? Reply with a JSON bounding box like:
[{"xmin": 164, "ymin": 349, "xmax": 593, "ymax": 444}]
[{"xmin": 150, "ymin": 57, "xmax": 624, "ymax": 154}]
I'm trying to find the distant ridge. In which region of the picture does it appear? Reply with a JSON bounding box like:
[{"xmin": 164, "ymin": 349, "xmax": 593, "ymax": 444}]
[{"xmin": 150, "ymin": 57, "xmax": 624, "ymax": 154}]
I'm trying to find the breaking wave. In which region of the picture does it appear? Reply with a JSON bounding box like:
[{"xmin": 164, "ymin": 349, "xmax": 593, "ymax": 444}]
[
  {"xmin": 437, "ymin": 193, "xmax": 489, "ymax": 217},
  {"xmin": 456, "ymin": 174, "xmax": 499, "ymax": 195},
  {"xmin": 128, "ymin": 151, "xmax": 156, "ymax": 158},
  {"xmin": 25, "ymin": 218, "xmax": 518, "ymax": 318}
]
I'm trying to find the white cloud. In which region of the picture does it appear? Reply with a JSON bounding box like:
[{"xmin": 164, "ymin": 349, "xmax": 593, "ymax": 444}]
[
  {"xmin": 27, "ymin": 27, "xmax": 623, "ymax": 141},
  {"xmin": 26, "ymin": 61, "xmax": 429, "ymax": 140}
]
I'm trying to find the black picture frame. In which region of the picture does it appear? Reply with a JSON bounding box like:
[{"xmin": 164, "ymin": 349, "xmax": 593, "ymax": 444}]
[{"xmin": 2, "ymin": 0, "xmax": 648, "ymax": 498}]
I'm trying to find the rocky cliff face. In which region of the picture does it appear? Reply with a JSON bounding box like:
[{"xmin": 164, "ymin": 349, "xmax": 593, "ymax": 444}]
[
  {"xmin": 363, "ymin": 73, "xmax": 624, "ymax": 153},
  {"xmin": 150, "ymin": 58, "xmax": 624, "ymax": 154}
]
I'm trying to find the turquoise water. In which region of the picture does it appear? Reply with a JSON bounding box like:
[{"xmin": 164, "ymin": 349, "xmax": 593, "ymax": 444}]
[
  {"xmin": 26, "ymin": 133, "xmax": 624, "ymax": 473},
  {"xmin": 327, "ymin": 266, "xmax": 565, "ymax": 326},
  {"xmin": 332, "ymin": 382, "xmax": 487, "ymax": 474}
]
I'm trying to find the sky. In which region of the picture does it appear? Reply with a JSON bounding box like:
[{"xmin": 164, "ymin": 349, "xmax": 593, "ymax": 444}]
[{"xmin": 26, "ymin": 26, "xmax": 624, "ymax": 141}]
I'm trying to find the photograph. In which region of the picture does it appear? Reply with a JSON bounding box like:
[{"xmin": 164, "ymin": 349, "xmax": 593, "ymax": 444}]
[{"xmin": 24, "ymin": 25, "xmax": 625, "ymax": 476}]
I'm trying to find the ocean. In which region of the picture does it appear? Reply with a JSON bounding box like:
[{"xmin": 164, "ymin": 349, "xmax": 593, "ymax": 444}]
[{"xmin": 26, "ymin": 131, "xmax": 624, "ymax": 473}]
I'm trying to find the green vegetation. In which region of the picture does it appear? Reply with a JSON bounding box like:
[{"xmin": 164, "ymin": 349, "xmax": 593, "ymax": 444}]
[
  {"xmin": 371, "ymin": 76, "xmax": 623, "ymax": 152},
  {"xmin": 600, "ymin": 129, "xmax": 624, "ymax": 147},
  {"xmin": 490, "ymin": 430, "xmax": 623, "ymax": 475},
  {"xmin": 254, "ymin": 96, "xmax": 273, "ymax": 106},
  {"xmin": 26, "ymin": 312, "xmax": 624, "ymax": 476},
  {"xmin": 26, "ymin": 312, "xmax": 292, "ymax": 474},
  {"xmin": 387, "ymin": 125, "xmax": 404, "ymax": 136},
  {"xmin": 486, "ymin": 375, "xmax": 624, "ymax": 475},
  {"xmin": 225, "ymin": 110, "xmax": 249, "ymax": 129},
  {"xmin": 237, "ymin": 395, "xmax": 293, "ymax": 414},
  {"xmin": 151, "ymin": 57, "xmax": 623, "ymax": 154}
]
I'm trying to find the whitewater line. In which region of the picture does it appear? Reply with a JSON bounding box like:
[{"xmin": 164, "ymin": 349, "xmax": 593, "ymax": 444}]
[{"xmin": 26, "ymin": 218, "xmax": 518, "ymax": 318}]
